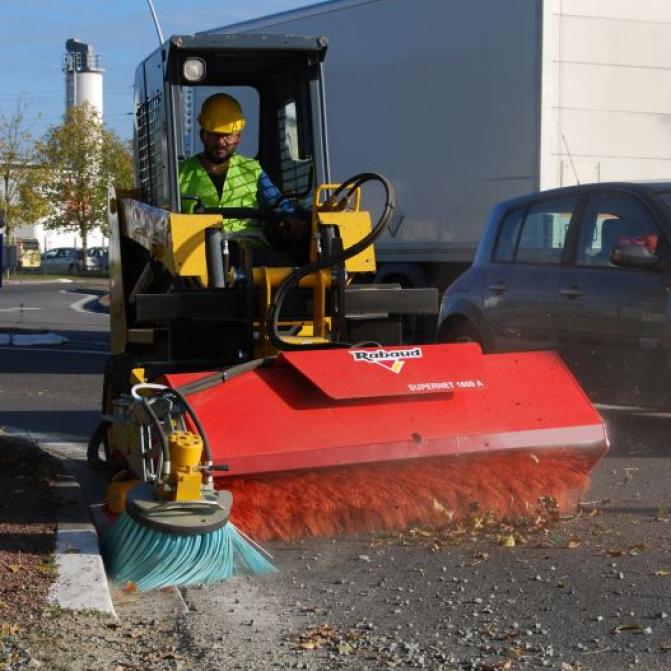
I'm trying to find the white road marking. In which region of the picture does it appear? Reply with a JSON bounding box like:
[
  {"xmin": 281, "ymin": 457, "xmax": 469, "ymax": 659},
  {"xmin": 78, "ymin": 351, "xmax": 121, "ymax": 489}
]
[
  {"xmin": 595, "ymin": 403, "xmax": 671, "ymax": 420},
  {"xmin": 0, "ymin": 306, "xmax": 41, "ymax": 311},
  {"xmin": 70, "ymin": 294, "xmax": 106, "ymax": 314},
  {"xmin": 0, "ymin": 346, "xmax": 107, "ymax": 355}
]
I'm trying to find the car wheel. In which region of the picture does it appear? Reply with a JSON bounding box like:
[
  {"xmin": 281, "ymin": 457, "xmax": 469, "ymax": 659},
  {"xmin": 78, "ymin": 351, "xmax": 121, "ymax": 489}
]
[{"xmin": 439, "ymin": 320, "xmax": 484, "ymax": 348}]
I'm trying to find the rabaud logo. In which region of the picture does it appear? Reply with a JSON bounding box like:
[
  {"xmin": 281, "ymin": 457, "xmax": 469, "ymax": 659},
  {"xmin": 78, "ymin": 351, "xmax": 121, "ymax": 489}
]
[{"xmin": 348, "ymin": 347, "xmax": 423, "ymax": 374}]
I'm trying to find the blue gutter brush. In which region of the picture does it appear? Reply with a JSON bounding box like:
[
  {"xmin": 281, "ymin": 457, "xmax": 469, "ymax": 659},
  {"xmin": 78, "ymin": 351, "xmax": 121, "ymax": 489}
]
[{"xmin": 102, "ymin": 484, "xmax": 276, "ymax": 591}]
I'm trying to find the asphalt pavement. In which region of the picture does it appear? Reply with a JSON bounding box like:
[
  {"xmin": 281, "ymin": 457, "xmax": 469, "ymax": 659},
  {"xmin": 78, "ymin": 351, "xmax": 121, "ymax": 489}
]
[
  {"xmin": 0, "ymin": 278, "xmax": 109, "ymax": 440},
  {"xmin": 2, "ymin": 279, "xmax": 671, "ymax": 669}
]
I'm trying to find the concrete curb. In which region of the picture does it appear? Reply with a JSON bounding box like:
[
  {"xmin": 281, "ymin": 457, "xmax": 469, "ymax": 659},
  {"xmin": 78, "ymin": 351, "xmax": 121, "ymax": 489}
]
[
  {"xmin": 48, "ymin": 480, "xmax": 116, "ymax": 616},
  {"xmin": 0, "ymin": 332, "xmax": 69, "ymax": 346},
  {"xmin": 35, "ymin": 439, "xmax": 116, "ymax": 616},
  {"xmin": 1, "ymin": 278, "xmax": 74, "ymax": 285}
]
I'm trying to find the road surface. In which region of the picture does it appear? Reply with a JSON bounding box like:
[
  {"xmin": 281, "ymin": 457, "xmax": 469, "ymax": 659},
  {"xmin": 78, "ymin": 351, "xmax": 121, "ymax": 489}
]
[
  {"xmin": 2, "ymin": 280, "xmax": 671, "ymax": 670},
  {"xmin": 0, "ymin": 279, "xmax": 109, "ymax": 440}
]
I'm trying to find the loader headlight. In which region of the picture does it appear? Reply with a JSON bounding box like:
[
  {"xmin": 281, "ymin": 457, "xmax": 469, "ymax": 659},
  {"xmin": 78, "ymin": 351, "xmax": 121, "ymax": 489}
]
[{"xmin": 183, "ymin": 57, "xmax": 206, "ymax": 82}]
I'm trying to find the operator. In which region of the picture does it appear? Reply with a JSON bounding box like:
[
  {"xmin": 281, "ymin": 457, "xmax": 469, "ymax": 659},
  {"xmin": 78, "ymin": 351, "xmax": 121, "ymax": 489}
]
[{"xmin": 179, "ymin": 93, "xmax": 304, "ymax": 253}]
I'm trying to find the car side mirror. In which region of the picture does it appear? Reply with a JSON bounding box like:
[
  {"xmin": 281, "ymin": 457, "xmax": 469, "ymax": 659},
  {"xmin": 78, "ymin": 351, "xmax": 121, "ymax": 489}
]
[{"xmin": 611, "ymin": 244, "xmax": 662, "ymax": 271}]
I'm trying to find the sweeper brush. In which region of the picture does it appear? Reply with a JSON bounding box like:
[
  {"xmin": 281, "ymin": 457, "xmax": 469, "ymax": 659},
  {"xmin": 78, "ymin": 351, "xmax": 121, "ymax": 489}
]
[{"xmin": 162, "ymin": 343, "xmax": 608, "ymax": 541}]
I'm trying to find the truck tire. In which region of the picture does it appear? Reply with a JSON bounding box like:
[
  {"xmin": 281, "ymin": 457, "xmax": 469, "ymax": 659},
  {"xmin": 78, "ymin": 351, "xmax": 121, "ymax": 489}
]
[{"xmin": 87, "ymin": 353, "xmax": 139, "ymax": 471}]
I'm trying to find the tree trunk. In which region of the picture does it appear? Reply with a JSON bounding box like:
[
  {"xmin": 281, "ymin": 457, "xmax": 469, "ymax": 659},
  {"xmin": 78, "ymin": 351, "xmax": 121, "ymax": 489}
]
[
  {"xmin": 80, "ymin": 224, "xmax": 88, "ymax": 272},
  {"xmin": 3, "ymin": 173, "xmax": 11, "ymax": 245}
]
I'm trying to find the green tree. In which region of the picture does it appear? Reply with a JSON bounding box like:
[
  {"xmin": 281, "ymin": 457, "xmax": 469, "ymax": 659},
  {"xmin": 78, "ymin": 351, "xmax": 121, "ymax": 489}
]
[
  {"xmin": 28, "ymin": 103, "xmax": 133, "ymax": 252},
  {"xmin": 0, "ymin": 101, "xmax": 39, "ymax": 243}
]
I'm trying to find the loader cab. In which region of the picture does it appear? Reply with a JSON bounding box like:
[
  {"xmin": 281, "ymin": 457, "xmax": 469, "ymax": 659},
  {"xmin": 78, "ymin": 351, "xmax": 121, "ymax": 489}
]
[{"xmin": 133, "ymin": 34, "xmax": 330, "ymax": 212}]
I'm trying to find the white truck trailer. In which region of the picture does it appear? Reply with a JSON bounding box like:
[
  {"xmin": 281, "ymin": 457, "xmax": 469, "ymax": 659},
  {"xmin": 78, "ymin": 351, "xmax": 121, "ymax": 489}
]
[{"xmin": 193, "ymin": 0, "xmax": 671, "ymax": 289}]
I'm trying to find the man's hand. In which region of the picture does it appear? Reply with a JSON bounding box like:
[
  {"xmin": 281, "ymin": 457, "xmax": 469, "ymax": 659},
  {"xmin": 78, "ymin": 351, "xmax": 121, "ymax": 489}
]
[{"xmin": 278, "ymin": 216, "xmax": 309, "ymax": 239}]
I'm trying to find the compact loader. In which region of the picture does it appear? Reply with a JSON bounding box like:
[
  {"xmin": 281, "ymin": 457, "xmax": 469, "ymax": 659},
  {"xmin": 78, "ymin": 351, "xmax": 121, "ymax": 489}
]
[{"xmin": 95, "ymin": 33, "xmax": 607, "ymax": 551}]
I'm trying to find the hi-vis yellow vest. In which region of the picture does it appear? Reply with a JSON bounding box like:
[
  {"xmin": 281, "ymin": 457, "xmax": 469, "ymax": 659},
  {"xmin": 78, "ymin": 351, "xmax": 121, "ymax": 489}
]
[{"xmin": 178, "ymin": 153, "xmax": 263, "ymax": 236}]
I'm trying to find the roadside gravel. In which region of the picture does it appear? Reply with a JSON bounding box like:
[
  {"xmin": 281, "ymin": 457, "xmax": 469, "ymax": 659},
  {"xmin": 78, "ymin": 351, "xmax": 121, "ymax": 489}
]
[{"xmin": 2, "ymin": 410, "xmax": 671, "ymax": 671}]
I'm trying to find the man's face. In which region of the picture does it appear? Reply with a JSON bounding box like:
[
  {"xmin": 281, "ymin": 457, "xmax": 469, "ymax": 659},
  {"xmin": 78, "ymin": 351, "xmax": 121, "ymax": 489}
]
[{"xmin": 200, "ymin": 129, "xmax": 241, "ymax": 164}]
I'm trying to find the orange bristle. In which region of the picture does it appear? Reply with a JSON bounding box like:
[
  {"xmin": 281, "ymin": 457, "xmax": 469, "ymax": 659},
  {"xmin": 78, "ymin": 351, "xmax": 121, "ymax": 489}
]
[{"xmin": 226, "ymin": 449, "xmax": 594, "ymax": 541}]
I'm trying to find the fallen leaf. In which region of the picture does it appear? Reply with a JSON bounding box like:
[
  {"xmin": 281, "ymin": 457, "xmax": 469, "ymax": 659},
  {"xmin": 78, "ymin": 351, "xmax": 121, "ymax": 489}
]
[
  {"xmin": 338, "ymin": 641, "xmax": 353, "ymax": 655},
  {"xmin": 123, "ymin": 582, "xmax": 138, "ymax": 593},
  {"xmin": 500, "ymin": 534, "xmax": 516, "ymax": 548},
  {"xmin": 612, "ymin": 623, "xmax": 644, "ymax": 634},
  {"xmin": 0, "ymin": 622, "xmax": 21, "ymax": 636},
  {"xmin": 481, "ymin": 659, "xmax": 512, "ymax": 670},
  {"xmin": 606, "ymin": 548, "xmax": 624, "ymax": 557},
  {"xmin": 629, "ymin": 543, "xmax": 647, "ymax": 555},
  {"xmin": 654, "ymin": 570, "xmax": 671, "ymax": 577},
  {"xmin": 7, "ymin": 565, "xmax": 24, "ymax": 574},
  {"xmin": 567, "ymin": 535, "xmax": 581, "ymax": 549},
  {"xmin": 432, "ymin": 498, "xmax": 454, "ymax": 521}
]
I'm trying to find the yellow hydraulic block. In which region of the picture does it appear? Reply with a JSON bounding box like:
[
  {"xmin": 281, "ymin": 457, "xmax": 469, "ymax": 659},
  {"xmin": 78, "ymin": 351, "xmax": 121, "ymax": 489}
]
[{"xmin": 169, "ymin": 431, "xmax": 204, "ymax": 501}]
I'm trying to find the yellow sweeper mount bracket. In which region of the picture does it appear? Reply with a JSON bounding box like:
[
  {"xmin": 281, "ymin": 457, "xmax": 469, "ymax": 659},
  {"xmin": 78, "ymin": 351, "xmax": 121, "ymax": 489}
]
[{"xmin": 93, "ymin": 33, "xmax": 607, "ymax": 590}]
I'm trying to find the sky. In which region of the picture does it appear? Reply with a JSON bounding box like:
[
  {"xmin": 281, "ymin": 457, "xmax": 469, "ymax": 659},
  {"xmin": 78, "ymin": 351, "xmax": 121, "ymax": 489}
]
[{"xmin": 1, "ymin": 0, "xmax": 313, "ymax": 141}]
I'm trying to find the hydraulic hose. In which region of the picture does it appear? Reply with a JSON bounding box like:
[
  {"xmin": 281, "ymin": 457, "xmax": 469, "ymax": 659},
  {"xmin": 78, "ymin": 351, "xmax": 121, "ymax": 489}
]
[
  {"xmin": 131, "ymin": 384, "xmax": 216, "ymax": 473},
  {"xmin": 266, "ymin": 172, "xmax": 395, "ymax": 351}
]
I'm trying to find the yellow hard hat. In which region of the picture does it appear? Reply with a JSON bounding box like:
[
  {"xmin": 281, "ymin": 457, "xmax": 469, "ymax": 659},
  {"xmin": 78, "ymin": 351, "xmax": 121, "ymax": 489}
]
[{"xmin": 198, "ymin": 94, "xmax": 246, "ymax": 134}]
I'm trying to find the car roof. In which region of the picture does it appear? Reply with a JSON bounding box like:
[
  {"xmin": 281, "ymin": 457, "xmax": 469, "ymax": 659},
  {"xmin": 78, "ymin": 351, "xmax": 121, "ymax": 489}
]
[{"xmin": 497, "ymin": 181, "xmax": 671, "ymax": 210}]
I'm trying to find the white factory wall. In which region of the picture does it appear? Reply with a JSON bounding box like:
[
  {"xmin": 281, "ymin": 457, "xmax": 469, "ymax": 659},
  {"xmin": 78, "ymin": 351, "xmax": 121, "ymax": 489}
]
[
  {"xmin": 540, "ymin": 0, "xmax": 671, "ymax": 188},
  {"xmin": 12, "ymin": 220, "xmax": 106, "ymax": 252}
]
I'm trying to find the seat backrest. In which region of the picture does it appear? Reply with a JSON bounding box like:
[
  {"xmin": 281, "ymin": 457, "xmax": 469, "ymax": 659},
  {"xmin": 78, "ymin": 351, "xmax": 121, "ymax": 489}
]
[{"xmin": 600, "ymin": 218, "xmax": 622, "ymax": 257}]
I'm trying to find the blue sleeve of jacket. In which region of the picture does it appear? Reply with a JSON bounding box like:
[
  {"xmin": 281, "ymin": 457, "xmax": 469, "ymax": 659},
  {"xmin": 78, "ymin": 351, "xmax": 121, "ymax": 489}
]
[{"xmin": 257, "ymin": 172, "xmax": 296, "ymax": 213}]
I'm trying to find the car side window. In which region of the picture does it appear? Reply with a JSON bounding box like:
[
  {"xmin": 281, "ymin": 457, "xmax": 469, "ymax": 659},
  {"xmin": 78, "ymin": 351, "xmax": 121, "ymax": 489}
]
[
  {"xmin": 514, "ymin": 197, "xmax": 576, "ymax": 265},
  {"xmin": 493, "ymin": 207, "xmax": 524, "ymax": 262},
  {"xmin": 576, "ymin": 193, "xmax": 663, "ymax": 268}
]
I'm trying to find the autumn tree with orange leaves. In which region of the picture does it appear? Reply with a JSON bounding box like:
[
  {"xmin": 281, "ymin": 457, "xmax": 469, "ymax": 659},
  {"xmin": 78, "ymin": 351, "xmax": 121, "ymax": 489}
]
[{"xmin": 25, "ymin": 103, "xmax": 133, "ymax": 253}]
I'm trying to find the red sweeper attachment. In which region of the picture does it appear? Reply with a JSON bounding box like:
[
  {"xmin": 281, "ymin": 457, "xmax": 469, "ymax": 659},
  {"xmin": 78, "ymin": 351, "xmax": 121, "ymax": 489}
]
[{"xmin": 162, "ymin": 343, "xmax": 607, "ymax": 541}]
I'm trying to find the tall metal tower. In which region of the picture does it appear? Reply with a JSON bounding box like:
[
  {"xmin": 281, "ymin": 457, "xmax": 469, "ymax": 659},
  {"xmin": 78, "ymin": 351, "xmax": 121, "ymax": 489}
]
[{"xmin": 63, "ymin": 38, "xmax": 104, "ymax": 117}]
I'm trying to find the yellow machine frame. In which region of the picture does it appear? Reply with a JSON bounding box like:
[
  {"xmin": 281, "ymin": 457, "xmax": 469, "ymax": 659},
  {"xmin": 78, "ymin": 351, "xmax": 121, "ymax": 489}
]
[{"xmin": 109, "ymin": 183, "xmax": 375, "ymax": 358}]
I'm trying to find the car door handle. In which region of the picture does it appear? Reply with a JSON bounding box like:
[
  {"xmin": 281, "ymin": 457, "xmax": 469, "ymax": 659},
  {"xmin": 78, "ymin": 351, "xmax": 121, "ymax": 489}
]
[
  {"xmin": 487, "ymin": 281, "xmax": 508, "ymax": 294},
  {"xmin": 559, "ymin": 286, "xmax": 585, "ymax": 299}
]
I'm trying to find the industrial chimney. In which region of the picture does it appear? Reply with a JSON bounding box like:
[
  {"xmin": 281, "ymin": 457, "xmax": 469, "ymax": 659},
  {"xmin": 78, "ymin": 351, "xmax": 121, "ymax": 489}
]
[{"xmin": 63, "ymin": 38, "xmax": 104, "ymax": 117}]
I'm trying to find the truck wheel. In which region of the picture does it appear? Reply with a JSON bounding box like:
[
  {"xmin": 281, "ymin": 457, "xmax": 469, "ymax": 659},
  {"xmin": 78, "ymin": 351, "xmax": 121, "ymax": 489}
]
[{"xmin": 87, "ymin": 354, "xmax": 138, "ymax": 471}]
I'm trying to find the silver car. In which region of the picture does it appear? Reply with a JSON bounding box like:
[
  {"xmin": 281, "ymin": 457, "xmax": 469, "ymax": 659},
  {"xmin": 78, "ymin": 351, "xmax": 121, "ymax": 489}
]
[
  {"xmin": 86, "ymin": 247, "xmax": 109, "ymax": 273},
  {"xmin": 41, "ymin": 248, "xmax": 86, "ymax": 274}
]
